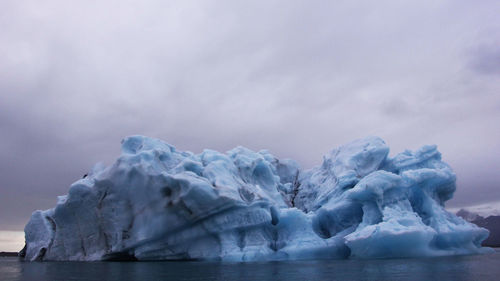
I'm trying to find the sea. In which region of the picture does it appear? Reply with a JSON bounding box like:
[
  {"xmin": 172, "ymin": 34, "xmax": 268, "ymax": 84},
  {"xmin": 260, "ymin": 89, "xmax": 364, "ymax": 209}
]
[{"xmin": 1, "ymin": 249, "xmax": 500, "ymax": 281}]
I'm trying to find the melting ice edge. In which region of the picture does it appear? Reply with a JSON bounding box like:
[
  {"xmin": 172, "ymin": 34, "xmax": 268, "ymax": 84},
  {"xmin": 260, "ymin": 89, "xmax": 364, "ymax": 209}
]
[{"xmin": 23, "ymin": 136, "xmax": 492, "ymax": 261}]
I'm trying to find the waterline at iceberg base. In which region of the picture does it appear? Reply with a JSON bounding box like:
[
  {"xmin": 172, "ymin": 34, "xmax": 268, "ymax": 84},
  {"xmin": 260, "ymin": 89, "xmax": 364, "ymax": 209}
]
[{"xmin": 22, "ymin": 136, "xmax": 492, "ymax": 261}]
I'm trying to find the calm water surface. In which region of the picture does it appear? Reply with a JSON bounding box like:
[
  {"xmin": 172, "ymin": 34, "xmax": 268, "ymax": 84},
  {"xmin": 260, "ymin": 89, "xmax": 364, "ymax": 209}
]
[{"xmin": 2, "ymin": 249, "xmax": 500, "ymax": 281}]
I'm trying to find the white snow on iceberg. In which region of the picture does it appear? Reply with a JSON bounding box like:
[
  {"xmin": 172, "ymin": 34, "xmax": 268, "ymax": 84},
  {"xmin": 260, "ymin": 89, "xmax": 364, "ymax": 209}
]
[{"xmin": 22, "ymin": 136, "xmax": 492, "ymax": 261}]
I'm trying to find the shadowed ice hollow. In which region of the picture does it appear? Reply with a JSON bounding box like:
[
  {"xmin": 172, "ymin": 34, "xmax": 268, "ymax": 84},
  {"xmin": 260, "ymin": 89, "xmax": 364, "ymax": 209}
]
[{"xmin": 22, "ymin": 136, "xmax": 492, "ymax": 261}]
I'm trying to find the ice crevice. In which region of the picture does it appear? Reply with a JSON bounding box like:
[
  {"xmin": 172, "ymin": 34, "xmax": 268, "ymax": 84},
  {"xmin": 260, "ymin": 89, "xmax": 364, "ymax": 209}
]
[{"xmin": 22, "ymin": 135, "xmax": 492, "ymax": 261}]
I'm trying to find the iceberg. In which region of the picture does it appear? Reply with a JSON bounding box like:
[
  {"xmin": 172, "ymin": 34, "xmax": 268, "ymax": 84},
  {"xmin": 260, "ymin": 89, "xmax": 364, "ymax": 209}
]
[{"xmin": 22, "ymin": 136, "xmax": 492, "ymax": 261}]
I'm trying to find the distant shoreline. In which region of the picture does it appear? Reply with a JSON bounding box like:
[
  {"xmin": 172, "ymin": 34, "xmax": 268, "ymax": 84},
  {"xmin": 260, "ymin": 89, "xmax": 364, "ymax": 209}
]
[{"xmin": 0, "ymin": 252, "xmax": 18, "ymax": 257}]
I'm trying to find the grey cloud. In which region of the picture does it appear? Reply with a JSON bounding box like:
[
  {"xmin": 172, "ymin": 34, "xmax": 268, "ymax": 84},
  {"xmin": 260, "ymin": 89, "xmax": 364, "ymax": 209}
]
[
  {"xmin": 0, "ymin": 0, "xmax": 500, "ymax": 231},
  {"xmin": 468, "ymin": 44, "xmax": 500, "ymax": 76}
]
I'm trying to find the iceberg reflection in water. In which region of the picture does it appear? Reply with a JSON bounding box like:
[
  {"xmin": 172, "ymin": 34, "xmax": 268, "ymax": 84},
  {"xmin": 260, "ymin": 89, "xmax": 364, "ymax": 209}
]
[{"xmin": 2, "ymin": 250, "xmax": 500, "ymax": 281}]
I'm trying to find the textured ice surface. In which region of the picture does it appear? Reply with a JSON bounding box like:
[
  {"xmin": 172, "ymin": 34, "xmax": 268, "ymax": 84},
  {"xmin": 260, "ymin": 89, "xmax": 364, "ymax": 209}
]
[{"xmin": 22, "ymin": 136, "xmax": 492, "ymax": 261}]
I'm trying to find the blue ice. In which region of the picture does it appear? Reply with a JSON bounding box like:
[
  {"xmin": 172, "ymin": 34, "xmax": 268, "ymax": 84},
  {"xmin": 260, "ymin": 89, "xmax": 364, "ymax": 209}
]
[{"xmin": 22, "ymin": 136, "xmax": 491, "ymax": 261}]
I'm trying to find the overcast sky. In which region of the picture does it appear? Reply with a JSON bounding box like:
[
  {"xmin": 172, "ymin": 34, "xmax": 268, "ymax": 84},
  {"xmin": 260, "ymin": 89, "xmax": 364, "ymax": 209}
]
[{"xmin": 1, "ymin": 0, "xmax": 499, "ymax": 239}]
